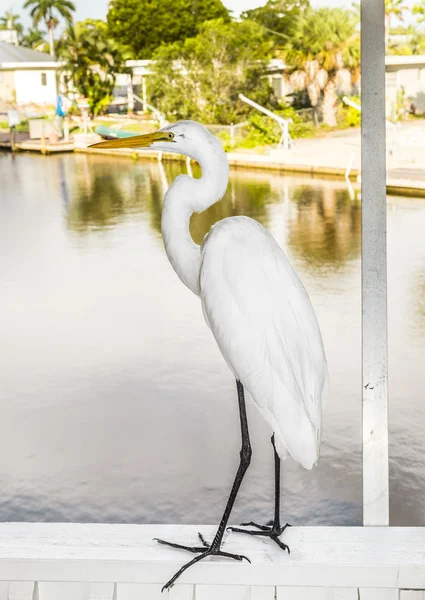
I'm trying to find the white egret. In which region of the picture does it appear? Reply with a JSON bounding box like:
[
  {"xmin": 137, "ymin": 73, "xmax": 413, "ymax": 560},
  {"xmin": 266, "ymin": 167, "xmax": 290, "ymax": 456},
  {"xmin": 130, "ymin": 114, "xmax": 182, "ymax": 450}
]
[{"xmin": 90, "ymin": 121, "xmax": 328, "ymax": 590}]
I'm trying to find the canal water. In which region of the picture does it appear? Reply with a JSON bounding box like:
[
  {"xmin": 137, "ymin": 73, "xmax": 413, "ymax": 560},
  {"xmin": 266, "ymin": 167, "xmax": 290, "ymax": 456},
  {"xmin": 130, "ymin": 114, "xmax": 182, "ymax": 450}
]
[{"xmin": 0, "ymin": 151, "xmax": 424, "ymax": 527}]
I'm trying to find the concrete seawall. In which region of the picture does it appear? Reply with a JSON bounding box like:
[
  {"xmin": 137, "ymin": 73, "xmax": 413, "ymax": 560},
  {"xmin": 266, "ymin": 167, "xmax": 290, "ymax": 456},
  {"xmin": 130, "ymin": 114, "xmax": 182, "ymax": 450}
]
[{"xmin": 75, "ymin": 146, "xmax": 425, "ymax": 198}]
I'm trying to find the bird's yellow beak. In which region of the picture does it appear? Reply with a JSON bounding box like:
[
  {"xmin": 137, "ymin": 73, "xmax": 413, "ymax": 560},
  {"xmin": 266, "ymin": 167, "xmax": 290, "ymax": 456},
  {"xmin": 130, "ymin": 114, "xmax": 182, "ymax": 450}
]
[{"xmin": 89, "ymin": 130, "xmax": 175, "ymax": 150}]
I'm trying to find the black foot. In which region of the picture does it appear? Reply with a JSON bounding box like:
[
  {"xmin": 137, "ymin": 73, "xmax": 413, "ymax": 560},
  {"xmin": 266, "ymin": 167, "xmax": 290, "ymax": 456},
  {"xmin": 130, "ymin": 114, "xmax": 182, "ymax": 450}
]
[
  {"xmin": 228, "ymin": 521, "xmax": 291, "ymax": 553},
  {"xmin": 154, "ymin": 532, "xmax": 210, "ymax": 554},
  {"xmin": 154, "ymin": 533, "xmax": 251, "ymax": 591}
]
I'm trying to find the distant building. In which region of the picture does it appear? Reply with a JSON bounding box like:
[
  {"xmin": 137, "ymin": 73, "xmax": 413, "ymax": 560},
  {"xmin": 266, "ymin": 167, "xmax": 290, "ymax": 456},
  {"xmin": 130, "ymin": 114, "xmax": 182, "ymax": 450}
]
[
  {"xmin": 385, "ymin": 55, "xmax": 425, "ymax": 115},
  {"xmin": 0, "ymin": 30, "xmax": 18, "ymax": 46},
  {"xmin": 0, "ymin": 42, "xmax": 62, "ymax": 107}
]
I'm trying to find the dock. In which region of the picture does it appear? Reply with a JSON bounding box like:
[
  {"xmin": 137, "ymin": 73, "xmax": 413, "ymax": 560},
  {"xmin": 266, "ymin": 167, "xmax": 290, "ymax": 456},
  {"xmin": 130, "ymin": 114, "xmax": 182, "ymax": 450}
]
[{"xmin": 0, "ymin": 135, "xmax": 75, "ymax": 153}]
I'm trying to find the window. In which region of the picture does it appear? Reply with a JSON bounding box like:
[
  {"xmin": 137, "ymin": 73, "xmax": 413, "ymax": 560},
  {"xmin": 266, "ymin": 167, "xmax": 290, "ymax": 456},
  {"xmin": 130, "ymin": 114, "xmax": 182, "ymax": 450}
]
[{"xmin": 41, "ymin": 73, "xmax": 47, "ymax": 86}]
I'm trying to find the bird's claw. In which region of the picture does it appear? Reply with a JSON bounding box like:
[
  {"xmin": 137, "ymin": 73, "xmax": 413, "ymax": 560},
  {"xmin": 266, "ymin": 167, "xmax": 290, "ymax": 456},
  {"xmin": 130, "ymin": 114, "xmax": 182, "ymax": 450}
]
[
  {"xmin": 159, "ymin": 545, "xmax": 251, "ymax": 592},
  {"xmin": 154, "ymin": 537, "xmax": 208, "ymax": 554},
  {"xmin": 197, "ymin": 532, "xmax": 210, "ymax": 548},
  {"xmin": 227, "ymin": 521, "xmax": 291, "ymax": 553},
  {"xmin": 234, "ymin": 521, "xmax": 270, "ymax": 531}
]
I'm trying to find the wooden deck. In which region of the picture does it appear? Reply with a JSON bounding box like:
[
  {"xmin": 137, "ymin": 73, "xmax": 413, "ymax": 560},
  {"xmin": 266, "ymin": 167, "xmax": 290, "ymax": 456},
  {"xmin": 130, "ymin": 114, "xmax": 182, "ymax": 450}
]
[
  {"xmin": 0, "ymin": 136, "xmax": 75, "ymax": 153},
  {"xmin": 15, "ymin": 139, "xmax": 75, "ymax": 154},
  {"xmin": 0, "ymin": 523, "xmax": 424, "ymax": 598}
]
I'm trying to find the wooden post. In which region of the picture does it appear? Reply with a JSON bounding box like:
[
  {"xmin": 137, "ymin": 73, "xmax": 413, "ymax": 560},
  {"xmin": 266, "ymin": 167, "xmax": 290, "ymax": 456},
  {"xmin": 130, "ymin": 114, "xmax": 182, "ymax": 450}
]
[
  {"xmin": 10, "ymin": 125, "xmax": 16, "ymax": 151},
  {"xmin": 361, "ymin": 0, "xmax": 389, "ymax": 526},
  {"xmin": 41, "ymin": 121, "xmax": 46, "ymax": 154}
]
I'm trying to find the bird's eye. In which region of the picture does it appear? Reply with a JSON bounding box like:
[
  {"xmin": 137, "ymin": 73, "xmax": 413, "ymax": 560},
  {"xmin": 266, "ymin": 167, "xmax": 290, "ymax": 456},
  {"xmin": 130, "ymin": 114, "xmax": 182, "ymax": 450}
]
[{"xmin": 168, "ymin": 133, "xmax": 174, "ymax": 139}]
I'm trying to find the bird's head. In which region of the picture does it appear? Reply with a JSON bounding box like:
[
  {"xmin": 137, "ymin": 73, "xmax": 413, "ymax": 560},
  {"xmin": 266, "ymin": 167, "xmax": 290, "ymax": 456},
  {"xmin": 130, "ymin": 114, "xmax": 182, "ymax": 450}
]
[{"xmin": 89, "ymin": 120, "xmax": 224, "ymax": 162}]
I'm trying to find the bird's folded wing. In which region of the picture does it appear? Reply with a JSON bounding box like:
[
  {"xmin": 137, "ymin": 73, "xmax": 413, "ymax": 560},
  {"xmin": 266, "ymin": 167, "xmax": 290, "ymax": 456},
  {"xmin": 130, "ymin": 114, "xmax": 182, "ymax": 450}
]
[{"xmin": 200, "ymin": 217, "xmax": 328, "ymax": 468}]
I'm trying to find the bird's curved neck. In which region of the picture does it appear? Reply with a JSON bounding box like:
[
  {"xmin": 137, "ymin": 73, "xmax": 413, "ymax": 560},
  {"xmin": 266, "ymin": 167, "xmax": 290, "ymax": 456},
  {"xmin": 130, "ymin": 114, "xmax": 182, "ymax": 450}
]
[{"xmin": 161, "ymin": 145, "xmax": 228, "ymax": 296}]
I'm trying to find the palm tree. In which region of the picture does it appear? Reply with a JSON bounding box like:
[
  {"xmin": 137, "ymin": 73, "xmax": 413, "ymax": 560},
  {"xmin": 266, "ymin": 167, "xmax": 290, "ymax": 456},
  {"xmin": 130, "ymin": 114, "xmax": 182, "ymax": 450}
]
[
  {"xmin": 385, "ymin": 0, "xmax": 407, "ymax": 48},
  {"xmin": 58, "ymin": 20, "xmax": 129, "ymax": 117},
  {"xmin": 285, "ymin": 7, "xmax": 360, "ymax": 127},
  {"xmin": 20, "ymin": 27, "xmax": 47, "ymax": 51},
  {"xmin": 23, "ymin": 0, "xmax": 75, "ymax": 58},
  {"xmin": 0, "ymin": 10, "xmax": 24, "ymax": 39},
  {"xmin": 352, "ymin": 0, "xmax": 407, "ymax": 50}
]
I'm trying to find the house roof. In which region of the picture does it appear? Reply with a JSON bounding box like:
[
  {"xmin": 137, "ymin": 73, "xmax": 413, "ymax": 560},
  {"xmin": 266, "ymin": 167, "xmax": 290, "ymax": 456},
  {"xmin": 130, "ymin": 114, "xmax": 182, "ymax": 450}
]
[
  {"xmin": 0, "ymin": 42, "xmax": 61, "ymax": 68},
  {"xmin": 385, "ymin": 54, "xmax": 425, "ymax": 70}
]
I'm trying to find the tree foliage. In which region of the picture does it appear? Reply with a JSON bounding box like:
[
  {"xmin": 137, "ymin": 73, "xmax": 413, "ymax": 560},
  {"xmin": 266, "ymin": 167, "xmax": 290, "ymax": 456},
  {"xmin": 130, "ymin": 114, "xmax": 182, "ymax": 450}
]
[
  {"xmin": 284, "ymin": 7, "xmax": 359, "ymax": 126},
  {"xmin": 149, "ymin": 18, "xmax": 274, "ymax": 125},
  {"xmin": 58, "ymin": 20, "xmax": 129, "ymax": 117},
  {"xmin": 23, "ymin": 0, "xmax": 75, "ymax": 28},
  {"xmin": 242, "ymin": 0, "xmax": 310, "ymax": 44},
  {"xmin": 0, "ymin": 11, "xmax": 24, "ymax": 39},
  {"xmin": 20, "ymin": 27, "xmax": 47, "ymax": 51},
  {"xmin": 24, "ymin": 0, "xmax": 75, "ymax": 56},
  {"xmin": 107, "ymin": 0, "xmax": 230, "ymax": 58},
  {"xmin": 413, "ymin": 0, "xmax": 425, "ymax": 23},
  {"xmin": 286, "ymin": 8, "xmax": 359, "ymax": 72}
]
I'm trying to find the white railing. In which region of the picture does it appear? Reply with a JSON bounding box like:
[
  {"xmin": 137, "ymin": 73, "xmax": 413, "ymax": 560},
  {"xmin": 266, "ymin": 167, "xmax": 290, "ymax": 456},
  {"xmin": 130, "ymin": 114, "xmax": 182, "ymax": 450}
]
[
  {"xmin": 1, "ymin": 523, "xmax": 425, "ymax": 598},
  {"xmin": 129, "ymin": 91, "xmax": 167, "ymax": 128},
  {"xmin": 206, "ymin": 122, "xmax": 248, "ymax": 147},
  {"xmin": 342, "ymin": 95, "xmax": 400, "ymax": 159},
  {"xmin": 238, "ymin": 93, "xmax": 293, "ymax": 152}
]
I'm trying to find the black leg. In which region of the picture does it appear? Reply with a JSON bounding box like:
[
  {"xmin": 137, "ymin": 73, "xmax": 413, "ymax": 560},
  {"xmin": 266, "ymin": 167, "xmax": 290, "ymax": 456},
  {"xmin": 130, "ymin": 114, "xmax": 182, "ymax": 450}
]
[
  {"xmin": 156, "ymin": 380, "xmax": 252, "ymax": 591},
  {"xmin": 228, "ymin": 434, "xmax": 291, "ymax": 553}
]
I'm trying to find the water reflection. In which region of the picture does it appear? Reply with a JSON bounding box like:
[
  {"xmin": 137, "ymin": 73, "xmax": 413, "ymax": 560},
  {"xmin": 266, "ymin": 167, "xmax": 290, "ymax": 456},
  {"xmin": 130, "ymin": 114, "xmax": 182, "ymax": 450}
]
[
  {"xmin": 65, "ymin": 156, "xmax": 361, "ymax": 273},
  {"xmin": 412, "ymin": 270, "xmax": 425, "ymax": 333},
  {"xmin": 65, "ymin": 157, "xmax": 277, "ymax": 242},
  {"xmin": 288, "ymin": 184, "xmax": 361, "ymax": 269},
  {"xmin": 66, "ymin": 156, "xmax": 147, "ymax": 231}
]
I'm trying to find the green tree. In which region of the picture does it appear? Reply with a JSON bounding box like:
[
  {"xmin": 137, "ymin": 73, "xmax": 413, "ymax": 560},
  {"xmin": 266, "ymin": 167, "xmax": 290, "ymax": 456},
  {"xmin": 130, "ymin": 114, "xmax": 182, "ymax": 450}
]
[
  {"xmin": 352, "ymin": 0, "xmax": 407, "ymax": 50},
  {"xmin": 20, "ymin": 27, "xmax": 47, "ymax": 51},
  {"xmin": 407, "ymin": 31, "xmax": 425, "ymax": 54},
  {"xmin": 413, "ymin": 0, "xmax": 425, "ymax": 26},
  {"xmin": 385, "ymin": 0, "xmax": 407, "ymax": 48},
  {"xmin": 149, "ymin": 18, "xmax": 273, "ymax": 124},
  {"xmin": 107, "ymin": 0, "xmax": 230, "ymax": 59},
  {"xmin": 58, "ymin": 19, "xmax": 129, "ymax": 117},
  {"xmin": 23, "ymin": 0, "xmax": 75, "ymax": 58},
  {"xmin": 242, "ymin": 0, "xmax": 309, "ymax": 45},
  {"xmin": 285, "ymin": 7, "xmax": 359, "ymax": 127},
  {"xmin": 0, "ymin": 10, "xmax": 24, "ymax": 40}
]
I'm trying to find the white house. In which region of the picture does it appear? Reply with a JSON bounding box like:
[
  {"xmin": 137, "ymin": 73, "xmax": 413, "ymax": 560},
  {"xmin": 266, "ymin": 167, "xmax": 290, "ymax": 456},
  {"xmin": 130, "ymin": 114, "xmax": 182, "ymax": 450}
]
[
  {"xmin": 385, "ymin": 54, "xmax": 425, "ymax": 114},
  {"xmin": 0, "ymin": 42, "xmax": 61, "ymax": 107}
]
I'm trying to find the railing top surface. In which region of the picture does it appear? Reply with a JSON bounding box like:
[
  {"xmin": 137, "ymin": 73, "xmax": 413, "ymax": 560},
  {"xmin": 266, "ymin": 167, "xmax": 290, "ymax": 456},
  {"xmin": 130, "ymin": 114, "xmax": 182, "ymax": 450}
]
[{"xmin": 0, "ymin": 524, "xmax": 425, "ymax": 588}]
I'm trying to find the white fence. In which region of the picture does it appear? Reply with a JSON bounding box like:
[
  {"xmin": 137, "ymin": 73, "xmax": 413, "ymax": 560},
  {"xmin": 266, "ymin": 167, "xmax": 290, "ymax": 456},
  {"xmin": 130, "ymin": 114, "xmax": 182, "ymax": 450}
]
[
  {"xmin": 1, "ymin": 524, "xmax": 425, "ymax": 598},
  {"xmin": 206, "ymin": 122, "xmax": 249, "ymax": 147}
]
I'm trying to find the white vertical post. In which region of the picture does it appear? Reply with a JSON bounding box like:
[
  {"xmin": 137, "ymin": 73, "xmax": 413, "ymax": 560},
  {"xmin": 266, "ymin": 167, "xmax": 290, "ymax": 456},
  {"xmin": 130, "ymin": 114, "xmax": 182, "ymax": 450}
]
[
  {"xmin": 361, "ymin": 0, "xmax": 389, "ymax": 526},
  {"xmin": 142, "ymin": 76, "xmax": 147, "ymax": 113},
  {"xmin": 127, "ymin": 79, "xmax": 134, "ymax": 114},
  {"xmin": 283, "ymin": 120, "xmax": 289, "ymax": 152}
]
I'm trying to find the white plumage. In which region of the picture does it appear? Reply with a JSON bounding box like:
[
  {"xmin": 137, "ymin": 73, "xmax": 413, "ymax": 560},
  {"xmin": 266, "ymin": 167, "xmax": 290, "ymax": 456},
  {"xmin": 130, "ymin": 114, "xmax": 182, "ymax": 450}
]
[
  {"xmin": 200, "ymin": 216, "xmax": 327, "ymax": 469},
  {"xmin": 158, "ymin": 120, "xmax": 328, "ymax": 470}
]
